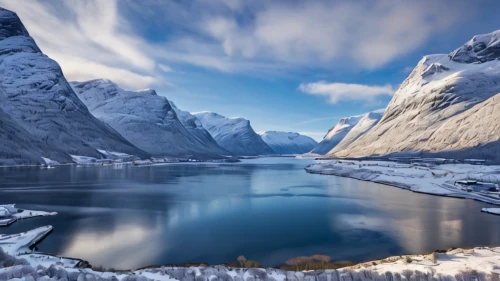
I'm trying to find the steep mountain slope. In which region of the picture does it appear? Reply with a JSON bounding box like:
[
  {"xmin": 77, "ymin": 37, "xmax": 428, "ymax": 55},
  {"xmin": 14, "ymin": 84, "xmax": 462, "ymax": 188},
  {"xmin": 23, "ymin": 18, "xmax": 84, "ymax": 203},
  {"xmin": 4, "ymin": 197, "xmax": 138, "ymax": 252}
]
[
  {"xmin": 194, "ymin": 112, "xmax": 275, "ymax": 156},
  {"xmin": 333, "ymin": 30, "xmax": 500, "ymax": 161},
  {"xmin": 168, "ymin": 102, "xmax": 229, "ymax": 155},
  {"xmin": 329, "ymin": 109, "xmax": 384, "ymax": 154},
  {"xmin": 310, "ymin": 115, "xmax": 364, "ymax": 155},
  {"xmin": 0, "ymin": 107, "xmax": 71, "ymax": 165},
  {"xmin": 258, "ymin": 131, "xmax": 317, "ymax": 154},
  {"xmin": 0, "ymin": 8, "xmax": 146, "ymax": 159},
  {"xmin": 71, "ymin": 79, "xmax": 226, "ymax": 157}
]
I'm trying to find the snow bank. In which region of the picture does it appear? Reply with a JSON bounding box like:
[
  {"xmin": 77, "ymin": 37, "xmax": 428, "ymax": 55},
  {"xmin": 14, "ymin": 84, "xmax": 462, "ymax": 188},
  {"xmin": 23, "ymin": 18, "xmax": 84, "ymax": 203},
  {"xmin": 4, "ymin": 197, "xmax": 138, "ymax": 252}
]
[
  {"xmin": 0, "ymin": 205, "xmax": 57, "ymax": 226},
  {"xmin": 305, "ymin": 160, "xmax": 500, "ymax": 206}
]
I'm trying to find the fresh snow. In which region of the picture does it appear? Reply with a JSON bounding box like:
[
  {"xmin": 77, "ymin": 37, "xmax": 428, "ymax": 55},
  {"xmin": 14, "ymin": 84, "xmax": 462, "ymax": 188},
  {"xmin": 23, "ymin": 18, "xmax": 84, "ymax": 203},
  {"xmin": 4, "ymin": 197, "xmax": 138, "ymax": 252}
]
[
  {"xmin": 258, "ymin": 131, "xmax": 318, "ymax": 154},
  {"xmin": 0, "ymin": 204, "xmax": 57, "ymax": 226},
  {"xmin": 332, "ymin": 30, "xmax": 500, "ymax": 161},
  {"xmin": 0, "ymin": 226, "xmax": 53, "ymax": 256},
  {"xmin": 194, "ymin": 112, "xmax": 275, "ymax": 156},
  {"xmin": 481, "ymin": 208, "xmax": 500, "ymax": 215}
]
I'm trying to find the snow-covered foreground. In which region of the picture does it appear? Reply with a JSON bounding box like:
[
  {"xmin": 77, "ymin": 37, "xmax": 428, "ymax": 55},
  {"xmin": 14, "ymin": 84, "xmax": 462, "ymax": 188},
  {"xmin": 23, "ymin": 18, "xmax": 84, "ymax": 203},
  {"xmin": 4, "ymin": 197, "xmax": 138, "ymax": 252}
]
[
  {"xmin": 0, "ymin": 205, "xmax": 57, "ymax": 226},
  {"xmin": 306, "ymin": 160, "xmax": 500, "ymax": 206},
  {"xmin": 2, "ymin": 209, "xmax": 500, "ymax": 280},
  {"xmin": 2, "ymin": 230, "xmax": 500, "ymax": 281}
]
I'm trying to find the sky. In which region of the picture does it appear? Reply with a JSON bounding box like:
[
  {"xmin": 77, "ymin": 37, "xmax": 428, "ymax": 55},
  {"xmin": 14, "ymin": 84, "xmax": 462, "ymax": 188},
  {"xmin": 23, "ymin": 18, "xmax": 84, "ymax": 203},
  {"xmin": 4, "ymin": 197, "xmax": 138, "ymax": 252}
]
[{"xmin": 1, "ymin": 0, "xmax": 499, "ymax": 141}]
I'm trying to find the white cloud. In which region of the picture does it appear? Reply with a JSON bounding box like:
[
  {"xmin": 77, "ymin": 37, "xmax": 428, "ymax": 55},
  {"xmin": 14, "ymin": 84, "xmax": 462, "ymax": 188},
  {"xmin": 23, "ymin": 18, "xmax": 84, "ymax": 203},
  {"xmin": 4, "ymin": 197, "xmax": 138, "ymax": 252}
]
[
  {"xmin": 299, "ymin": 82, "xmax": 395, "ymax": 104},
  {"xmin": 197, "ymin": 0, "xmax": 463, "ymax": 69},
  {"xmin": 0, "ymin": 0, "xmax": 163, "ymax": 89},
  {"xmin": 0, "ymin": 0, "xmax": 469, "ymax": 82}
]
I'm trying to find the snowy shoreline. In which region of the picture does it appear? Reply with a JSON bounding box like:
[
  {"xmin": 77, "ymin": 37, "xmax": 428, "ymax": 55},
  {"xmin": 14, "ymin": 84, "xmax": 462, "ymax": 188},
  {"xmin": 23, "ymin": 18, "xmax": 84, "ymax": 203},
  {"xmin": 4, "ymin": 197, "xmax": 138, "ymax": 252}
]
[
  {"xmin": 305, "ymin": 160, "xmax": 500, "ymax": 207},
  {"xmin": 2, "ymin": 226, "xmax": 500, "ymax": 280},
  {"xmin": 0, "ymin": 204, "xmax": 57, "ymax": 226}
]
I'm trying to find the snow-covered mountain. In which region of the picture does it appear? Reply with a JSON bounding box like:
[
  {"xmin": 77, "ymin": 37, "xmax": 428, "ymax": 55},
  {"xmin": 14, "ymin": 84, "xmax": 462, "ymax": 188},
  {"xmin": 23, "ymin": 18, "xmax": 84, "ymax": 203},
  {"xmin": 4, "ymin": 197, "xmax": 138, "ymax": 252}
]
[
  {"xmin": 71, "ymin": 79, "xmax": 227, "ymax": 157},
  {"xmin": 194, "ymin": 112, "xmax": 275, "ymax": 156},
  {"xmin": 168, "ymin": 102, "xmax": 229, "ymax": 155},
  {"xmin": 0, "ymin": 8, "xmax": 147, "ymax": 161},
  {"xmin": 259, "ymin": 131, "xmax": 317, "ymax": 154},
  {"xmin": 329, "ymin": 109, "xmax": 384, "ymax": 154},
  {"xmin": 332, "ymin": 30, "xmax": 500, "ymax": 161},
  {"xmin": 309, "ymin": 115, "xmax": 364, "ymax": 155}
]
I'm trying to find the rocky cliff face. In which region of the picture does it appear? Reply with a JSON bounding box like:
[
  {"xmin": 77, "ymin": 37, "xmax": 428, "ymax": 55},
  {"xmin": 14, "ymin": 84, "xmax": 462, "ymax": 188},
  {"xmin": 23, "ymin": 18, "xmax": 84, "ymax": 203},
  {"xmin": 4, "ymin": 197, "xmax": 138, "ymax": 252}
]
[
  {"xmin": 71, "ymin": 79, "xmax": 227, "ymax": 157},
  {"xmin": 259, "ymin": 131, "xmax": 317, "ymax": 154},
  {"xmin": 0, "ymin": 107, "xmax": 71, "ymax": 165},
  {"xmin": 332, "ymin": 30, "xmax": 500, "ymax": 161},
  {"xmin": 0, "ymin": 8, "xmax": 147, "ymax": 160},
  {"xmin": 194, "ymin": 112, "xmax": 275, "ymax": 156}
]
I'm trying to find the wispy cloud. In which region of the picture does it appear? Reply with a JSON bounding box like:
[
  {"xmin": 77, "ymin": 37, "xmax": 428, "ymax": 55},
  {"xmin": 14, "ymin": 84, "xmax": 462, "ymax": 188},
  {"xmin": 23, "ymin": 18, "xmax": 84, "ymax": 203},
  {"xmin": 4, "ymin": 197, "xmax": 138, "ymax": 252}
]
[
  {"xmin": 0, "ymin": 0, "xmax": 163, "ymax": 89},
  {"xmin": 0, "ymin": 0, "xmax": 470, "ymax": 87},
  {"xmin": 299, "ymin": 82, "xmax": 395, "ymax": 104}
]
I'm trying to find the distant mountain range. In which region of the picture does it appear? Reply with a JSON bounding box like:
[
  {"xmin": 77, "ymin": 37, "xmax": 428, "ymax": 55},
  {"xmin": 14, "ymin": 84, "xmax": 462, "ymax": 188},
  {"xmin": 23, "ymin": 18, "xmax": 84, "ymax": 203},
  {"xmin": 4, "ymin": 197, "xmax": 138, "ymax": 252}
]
[{"xmin": 259, "ymin": 131, "xmax": 317, "ymax": 154}]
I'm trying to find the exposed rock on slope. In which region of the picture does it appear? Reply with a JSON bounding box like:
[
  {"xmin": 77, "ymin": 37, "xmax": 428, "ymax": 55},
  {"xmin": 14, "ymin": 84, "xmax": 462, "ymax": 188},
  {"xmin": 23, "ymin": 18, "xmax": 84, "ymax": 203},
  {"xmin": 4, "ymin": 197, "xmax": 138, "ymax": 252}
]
[
  {"xmin": 194, "ymin": 112, "xmax": 275, "ymax": 156},
  {"xmin": 329, "ymin": 109, "xmax": 384, "ymax": 154},
  {"xmin": 0, "ymin": 8, "xmax": 146, "ymax": 160},
  {"xmin": 0, "ymin": 107, "xmax": 71, "ymax": 166},
  {"xmin": 71, "ymin": 79, "xmax": 226, "ymax": 157},
  {"xmin": 449, "ymin": 30, "xmax": 500, "ymax": 63},
  {"xmin": 333, "ymin": 30, "xmax": 500, "ymax": 161},
  {"xmin": 310, "ymin": 115, "xmax": 364, "ymax": 155},
  {"xmin": 259, "ymin": 131, "xmax": 317, "ymax": 154},
  {"xmin": 168, "ymin": 102, "xmax": 229, "ymax": 155}
]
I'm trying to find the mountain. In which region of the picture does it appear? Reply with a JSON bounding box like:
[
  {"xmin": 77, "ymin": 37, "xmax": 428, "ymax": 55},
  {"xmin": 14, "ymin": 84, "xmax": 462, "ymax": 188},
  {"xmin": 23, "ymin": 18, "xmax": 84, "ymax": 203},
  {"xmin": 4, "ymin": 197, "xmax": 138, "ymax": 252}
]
[
  {"xmin": 168, "ymin": 102, "xmax": 229, "ymax": 155},
  {"xmin": 0, "ymin": 8, "xmax": 146, "ymax": 160},
  {"xmin": 309, "ymin": 115, "xmax": 364, "ymax": 155},
  {"xmin": 71, "ymin": 79, "xmax": 226, "ymax": 157},
  {"xmin": 193, "ymin": 112, "xmax": 275, "ymax": 156},
  {"xmin": 258, "ymin": 131, "xmax": 318, "ymax": 154},
  {"xmin": 332, "ymin": 30, "xmax": 500, "ymax": 161},
  {"xmin": 0, "ymin": 107, "xmax": 71, "ymax": 166},
  {"xmin": 329, "ymin": 109, "xmax": 384, "ymax": 154}
]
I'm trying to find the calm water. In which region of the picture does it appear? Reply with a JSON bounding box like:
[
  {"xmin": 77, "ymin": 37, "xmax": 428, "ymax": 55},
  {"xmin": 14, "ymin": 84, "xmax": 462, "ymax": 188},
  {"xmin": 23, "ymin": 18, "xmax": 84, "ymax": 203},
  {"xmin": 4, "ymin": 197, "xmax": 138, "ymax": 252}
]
[{"xmin": 0, "ymin": 157, "xmax": 499, "ymax": 269}]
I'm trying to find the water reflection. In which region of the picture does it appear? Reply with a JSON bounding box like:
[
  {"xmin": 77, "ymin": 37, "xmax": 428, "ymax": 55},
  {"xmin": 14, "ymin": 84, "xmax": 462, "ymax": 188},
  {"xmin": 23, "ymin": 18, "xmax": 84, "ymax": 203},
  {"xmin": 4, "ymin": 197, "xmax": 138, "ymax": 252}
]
[{"xmin": 0, "ymin": 158, "xmax": 499, "ymax": 269}]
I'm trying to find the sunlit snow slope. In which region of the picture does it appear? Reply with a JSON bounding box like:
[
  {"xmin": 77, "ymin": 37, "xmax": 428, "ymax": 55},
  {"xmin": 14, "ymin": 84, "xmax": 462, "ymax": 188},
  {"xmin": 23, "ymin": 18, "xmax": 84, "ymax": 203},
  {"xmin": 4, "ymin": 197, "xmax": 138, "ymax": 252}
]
[{"xmin": 333, "ymin": 30, "xmax": 500, "ymax": 161}]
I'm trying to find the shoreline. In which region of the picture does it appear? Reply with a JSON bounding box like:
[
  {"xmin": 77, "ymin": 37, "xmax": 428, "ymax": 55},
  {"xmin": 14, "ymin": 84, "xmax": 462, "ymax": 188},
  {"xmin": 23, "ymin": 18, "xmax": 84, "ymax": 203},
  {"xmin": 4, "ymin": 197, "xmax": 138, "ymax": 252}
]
[{"xmin": 305, "ymin": 160, "xmax": 500, "ymax": 207}]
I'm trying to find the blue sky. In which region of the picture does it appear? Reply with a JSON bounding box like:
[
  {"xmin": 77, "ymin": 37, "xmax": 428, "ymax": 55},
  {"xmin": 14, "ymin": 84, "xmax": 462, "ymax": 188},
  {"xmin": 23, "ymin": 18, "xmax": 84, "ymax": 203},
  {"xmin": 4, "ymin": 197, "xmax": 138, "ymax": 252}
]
[{"xmin": 2, "ymin": 0, "xmax": 499, "ymax": 141}]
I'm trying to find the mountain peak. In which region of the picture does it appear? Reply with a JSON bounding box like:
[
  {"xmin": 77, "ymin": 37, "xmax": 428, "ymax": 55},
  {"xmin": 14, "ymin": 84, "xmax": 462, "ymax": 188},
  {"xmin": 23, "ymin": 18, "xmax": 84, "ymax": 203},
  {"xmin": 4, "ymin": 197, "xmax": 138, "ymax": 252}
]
[{"xmin": 0, "ymin": 8, "xmax": 30, "ymax": 40}]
